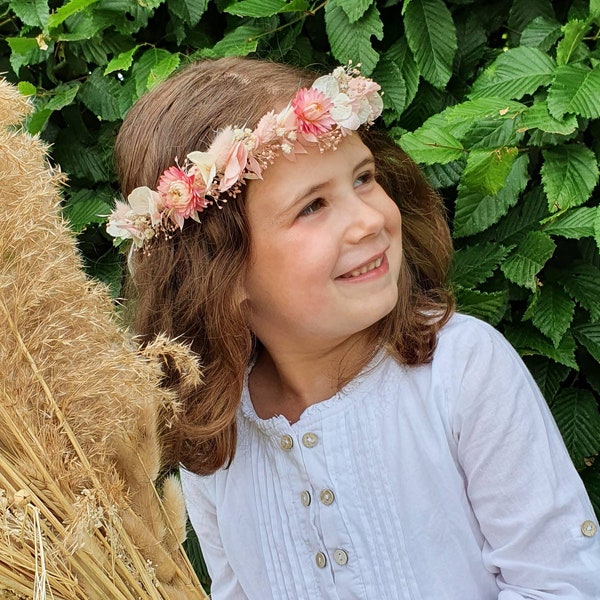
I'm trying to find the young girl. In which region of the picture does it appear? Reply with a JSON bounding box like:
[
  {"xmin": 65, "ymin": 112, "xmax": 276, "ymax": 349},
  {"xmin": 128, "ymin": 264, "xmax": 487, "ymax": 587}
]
[{"xmin": 109, "ymin": 57, "xmax": 600, "ymax": 599}]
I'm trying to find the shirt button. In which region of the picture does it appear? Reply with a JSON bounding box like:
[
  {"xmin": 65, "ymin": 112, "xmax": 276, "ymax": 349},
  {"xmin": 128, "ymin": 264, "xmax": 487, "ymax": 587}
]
[
  {"xmin": 319, "ymin": 489, "xmax": 335, "ymax": 505},
  {"xmin": 315, "ymin": 551, "xmax": 327, "ymax": 568},
  {"xmin": 302, "ymin": 432, "xmax": 318, "ymax": 448},
  {"xmin": 333, "ymin": 549, "xmax": 348, "ymax": 566},
  {"xmin": 300, "ymin": 490, "xmax": 311, "ymax": 506},
  {"xmin": 280, "ymin": 434, "xmax": 294, "ymax": 450},
  {"xmin": 581, "ymin": 520, "xmax": 597, "ymax": 537}
]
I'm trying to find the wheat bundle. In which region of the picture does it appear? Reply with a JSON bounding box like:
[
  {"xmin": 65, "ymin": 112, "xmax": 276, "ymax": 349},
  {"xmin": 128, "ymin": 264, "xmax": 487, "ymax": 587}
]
[{"xmin": 0, "ymin": 79, "xmax": 208, "ymax": 599}]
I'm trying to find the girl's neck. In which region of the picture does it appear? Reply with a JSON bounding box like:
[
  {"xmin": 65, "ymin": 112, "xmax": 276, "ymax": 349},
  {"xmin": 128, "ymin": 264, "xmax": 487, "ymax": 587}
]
[{"xmin": 248, "ymin": 333, "xmax": 377, "ymax": 423}]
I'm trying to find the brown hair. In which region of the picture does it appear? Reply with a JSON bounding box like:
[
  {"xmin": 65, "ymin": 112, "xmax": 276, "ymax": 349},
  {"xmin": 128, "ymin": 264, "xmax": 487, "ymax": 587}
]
[{"xmin": 114, "ymin": 57, "xmax": 454, "ymax": 476}]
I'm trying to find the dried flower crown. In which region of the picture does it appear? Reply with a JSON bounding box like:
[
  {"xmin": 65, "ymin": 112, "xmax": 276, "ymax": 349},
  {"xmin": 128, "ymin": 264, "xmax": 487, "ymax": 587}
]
[{"xmin": 107, "ymin": 64, "xmax": 383, "ymax": 249}]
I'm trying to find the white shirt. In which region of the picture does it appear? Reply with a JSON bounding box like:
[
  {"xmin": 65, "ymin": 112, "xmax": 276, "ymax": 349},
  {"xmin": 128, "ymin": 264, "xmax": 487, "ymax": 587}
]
[{"xmin": 181, "ymin": 313, "xmax": 600, "ymax": 599}]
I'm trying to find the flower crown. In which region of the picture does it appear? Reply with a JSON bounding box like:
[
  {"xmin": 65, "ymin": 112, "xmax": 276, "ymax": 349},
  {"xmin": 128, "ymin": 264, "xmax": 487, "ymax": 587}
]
[{"xmin": 107, "ymin": 64, "xmax": 383, "ymax": 250}]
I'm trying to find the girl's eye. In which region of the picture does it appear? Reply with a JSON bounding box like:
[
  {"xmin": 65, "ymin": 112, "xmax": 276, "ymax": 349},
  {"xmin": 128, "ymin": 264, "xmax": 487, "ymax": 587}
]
[
  {"xmin": 298, "ymin": 198, "xmax": 326, "ymax": 217},
  {"xmin": 354, "ymin": 171, "xmax": 374, "ymax": 187}
]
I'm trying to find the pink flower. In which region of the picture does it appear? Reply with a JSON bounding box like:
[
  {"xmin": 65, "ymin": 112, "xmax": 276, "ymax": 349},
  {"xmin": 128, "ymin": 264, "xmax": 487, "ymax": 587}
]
[
  {"xmin": 157, "ymin": 166, "xmax": 205, "ymax": 228},
  {"xmin": 220, "ymin": 140, "xmax": 249, "ymax": 192},
  {"xmin": 292, "ymin": 87, "xmax": 335, "ymax": 141}
]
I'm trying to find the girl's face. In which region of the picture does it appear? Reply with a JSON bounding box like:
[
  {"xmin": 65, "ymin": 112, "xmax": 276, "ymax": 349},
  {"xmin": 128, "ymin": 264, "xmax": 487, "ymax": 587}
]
[{"xmin": 243, "ymin": 134, "xmax": 403, "ymax": 354}]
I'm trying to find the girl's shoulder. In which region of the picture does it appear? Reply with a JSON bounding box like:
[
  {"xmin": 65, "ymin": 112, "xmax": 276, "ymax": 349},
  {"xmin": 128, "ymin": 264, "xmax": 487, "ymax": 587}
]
[{"xmin": 435, "ymin": 312, "xmax": 514, "ymax": 360}]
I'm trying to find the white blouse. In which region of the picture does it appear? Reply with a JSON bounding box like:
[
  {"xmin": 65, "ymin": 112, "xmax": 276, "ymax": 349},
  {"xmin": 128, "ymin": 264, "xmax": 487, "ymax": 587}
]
[{"xmin": 180, "ymin": 313, "xmax": 600, "ymax": 599}]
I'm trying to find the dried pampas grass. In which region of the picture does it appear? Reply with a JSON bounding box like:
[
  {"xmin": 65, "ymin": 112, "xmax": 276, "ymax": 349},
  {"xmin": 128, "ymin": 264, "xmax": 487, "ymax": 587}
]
[{"xmin": 0, "ymin": 79, "xmax": 208, "ymax": 599}]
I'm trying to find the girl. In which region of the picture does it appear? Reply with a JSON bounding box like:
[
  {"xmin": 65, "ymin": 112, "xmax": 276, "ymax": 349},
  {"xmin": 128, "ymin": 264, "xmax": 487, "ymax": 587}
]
[{"xmin": 109, "ymin": 57, "xmax": 600, "ymax": 599}]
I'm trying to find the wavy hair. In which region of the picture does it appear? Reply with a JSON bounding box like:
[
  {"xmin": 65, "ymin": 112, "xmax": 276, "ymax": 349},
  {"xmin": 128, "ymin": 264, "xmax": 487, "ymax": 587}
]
[{"xmin": 114, "ymin": 57, "xmax": 454, "ymax": 475}]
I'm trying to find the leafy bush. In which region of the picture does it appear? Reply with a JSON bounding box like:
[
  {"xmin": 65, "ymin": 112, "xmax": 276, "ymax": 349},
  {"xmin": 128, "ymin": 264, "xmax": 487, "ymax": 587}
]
[{"xmin": 1, "ymin": 0, "xmax": 599, "ymax": 515}]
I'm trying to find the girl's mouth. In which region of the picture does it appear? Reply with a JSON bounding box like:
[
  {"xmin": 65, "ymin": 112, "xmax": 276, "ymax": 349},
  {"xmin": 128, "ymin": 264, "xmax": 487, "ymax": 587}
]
[{"xmin": 339, "ymin": 255, "xmax": 385, "ymax": 279}]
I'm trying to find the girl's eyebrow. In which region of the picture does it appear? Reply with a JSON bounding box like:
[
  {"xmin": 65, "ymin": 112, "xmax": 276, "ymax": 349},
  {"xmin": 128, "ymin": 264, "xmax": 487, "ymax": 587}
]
[{"xmin": 283, "ymin": 155, "xmax": 376, "ymax": 216}]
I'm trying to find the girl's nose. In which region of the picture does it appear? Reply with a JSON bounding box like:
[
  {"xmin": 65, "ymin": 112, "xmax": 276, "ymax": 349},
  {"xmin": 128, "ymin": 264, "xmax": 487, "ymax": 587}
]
[{"xmin": 345, "ymin": 194, "xmax": 386, "ymax": 243}]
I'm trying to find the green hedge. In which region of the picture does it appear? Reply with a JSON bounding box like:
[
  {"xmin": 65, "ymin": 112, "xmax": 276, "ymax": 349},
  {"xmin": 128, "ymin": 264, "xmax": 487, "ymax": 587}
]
[{"xmin": 1, "ymin": 0, "xmax": 599, "ymax": 517}]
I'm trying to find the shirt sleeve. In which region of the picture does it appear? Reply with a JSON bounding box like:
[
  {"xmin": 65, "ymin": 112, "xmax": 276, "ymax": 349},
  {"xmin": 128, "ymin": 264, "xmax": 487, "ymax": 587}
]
[
  {"xmin": 444, "ymin": 317, "xmax": 600, "ymax": 599},
  {"xmin": 179, "ymin": 466, "xmax": 249, "ymax": 600}
]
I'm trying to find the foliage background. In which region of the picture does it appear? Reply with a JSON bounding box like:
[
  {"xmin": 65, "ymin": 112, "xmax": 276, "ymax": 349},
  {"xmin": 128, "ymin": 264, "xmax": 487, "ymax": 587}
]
[{"xmin": 1, "ymin": 0, "xmax": 599, "ymax": 580}]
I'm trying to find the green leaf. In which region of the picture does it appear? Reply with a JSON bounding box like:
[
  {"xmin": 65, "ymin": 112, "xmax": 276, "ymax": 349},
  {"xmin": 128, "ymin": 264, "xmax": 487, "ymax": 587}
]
[
  {"xmin": 79, "ymin": 69, "xmax": 128, "ymax": 121},
  {"xmin": 520, "ymin": 16, "xmax": 562, "ymax": 51},
  {"xmin": 47, "ymin": 0, "xmax": 100, "ymax": 29},
  {"xmin": 580, "ymin": 463, "xmax": 600, "ymax": 520},
  {"xmin": 493, "ymin": 186, "xmax": 549, "ymax": 244},
  {"xmin": 385, "ymin": 37, "xmax": 419, "ymax": 109},
  {"xmin": 104, "ymin": 45, "xmax": 140, "ymax": 75},
  {"xmin": 451, "ymin": 242, "xmax": 512, "ymax": 288},
  {"xmin": 519, "ymin": 101, "xmax": 578, "ymax": 135},
  {"xmin": 331, "ymin": 0, "xmax": 372, "ymax": 23},
  {"xmin": 26, "ymin": 108, "xmax": 52, "ymax": 135},
  {"xmin": 501, "ymin": 231, "xmax": 556, "ymax": 290},
  {"xmin": 453, "ymin": 154, "xmax": 529, "ymax": 238},
  {"xmin": 541, "ymin": 144, "xmax": 599, "ymax": 212},
  {"xmin": 462, "ymin": 147, "xmax": 519, "ymax": 196},
  {"xmin": 453, "ymin": 13, "xmax": 487, "ymax": 78},
  {"xmin": 17, "ymin": 81, "xmax": 37, "ymax": 96},
  {"xmin": 574, "ymin": 322, "xmax": 600, "ymax": 363},
  {"xmin": 398, "ymin": 126, "xmax": 464, "ymax": 165},
  {"xmin": 131, "ymin": 48, "xmax": 180, "ymax": 97},
  {"xmin": 454, "ymin": 288, "xmax": 508, "ymax": 326},
  {"xmin": 325, "ymin": 2, "xmax": 383, "ymax": 76},
  {"xmin": 421, "ymin": 159, "xmax": 465, "ymax": 189},
  {"xmin": 592, "ymin": 0, "xmax": 600, "ymax": 20},
  {"xmin": 7, "ymin": 36, "xmax": 48, "ymax": 74},
  {"xmin": 147, "ymin": 53, "xmax": 180, "ymax": 91},
  {"xmin": 469, "ymin": 47, "xmax": 556, "ymax": 100},
  {"xmin": 168, "ymin": 0, "xmax": 209, "ymax": 26},
  {"xmin": 373, "ymin": 55, "xmax": 406, "ymax": 116},
  {"xmin": 504, "ymin": 324, "xmax": 577, "ymax": 369},
  {"xmin": 62, "ymin": 188, "xmax": 113, "ymax": 233},
  {"xmin": 404, "ymin": 0, "xmax": 457, "ymax": 88},
  {"xmin": 43, "ymin": 83, "xmax": 80, "ymax": 111},
  {"xmin": 461, "ymin": 117, "xmax": 522, "ymax": 151},
  {"xmin": 595, "ymin": 207, "xmax": 600, "ymax": 253},
  {"xmin": 523, "ymin": 355, "xmax": 570, "ymax": 402},
  {"xmin": 558, "ymin": 263, "xmax": 600, "ymax": 321},
  {"xmin": 556, "ymin": 19, "xmax": 589, "ymax": 66},
  {"xmin": 224, "ymin": 0, "xmax": 297, "ymax": 17},
  {"xmin": 507, "ymin": 0, "xmax": 555, "ymax": 44},
  {"xmin": 212, "ymin": 24, "xmax": 265, "ymax": 57},
  {"xmin": 543, "ymin": 206, "xmax": 598, "ymax": 239},
  {"xmin": 547, "ymin": 64, "xmax": 600, "ymax": 120},
  {"xmin": 10, "ymin": 0, "xmax": 49, "ymax": 28},
  {"xmin": 526, "ymin": 284, "xmax": 575, "ymax": 347},
  {"xmin": 551, "ymin": 389, "xmax": 600, "ymax": 468}
]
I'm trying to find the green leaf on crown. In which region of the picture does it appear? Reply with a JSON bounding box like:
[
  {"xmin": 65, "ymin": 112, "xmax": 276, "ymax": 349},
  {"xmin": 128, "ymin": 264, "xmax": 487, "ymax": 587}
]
[
  {"xmin": 9, "ymin": 0, "xmax": 49, "ymax": 28},
  {"xmin": 520, "ymin": 16, "xmax": 562, "ymax": 51}
]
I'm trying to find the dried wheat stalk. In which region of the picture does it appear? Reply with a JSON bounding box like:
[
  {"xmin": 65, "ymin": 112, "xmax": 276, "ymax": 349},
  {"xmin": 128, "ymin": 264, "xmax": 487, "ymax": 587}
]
[{"xmin": 0, "ymin": 79, "xmax": 208, "ymax": 599}]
